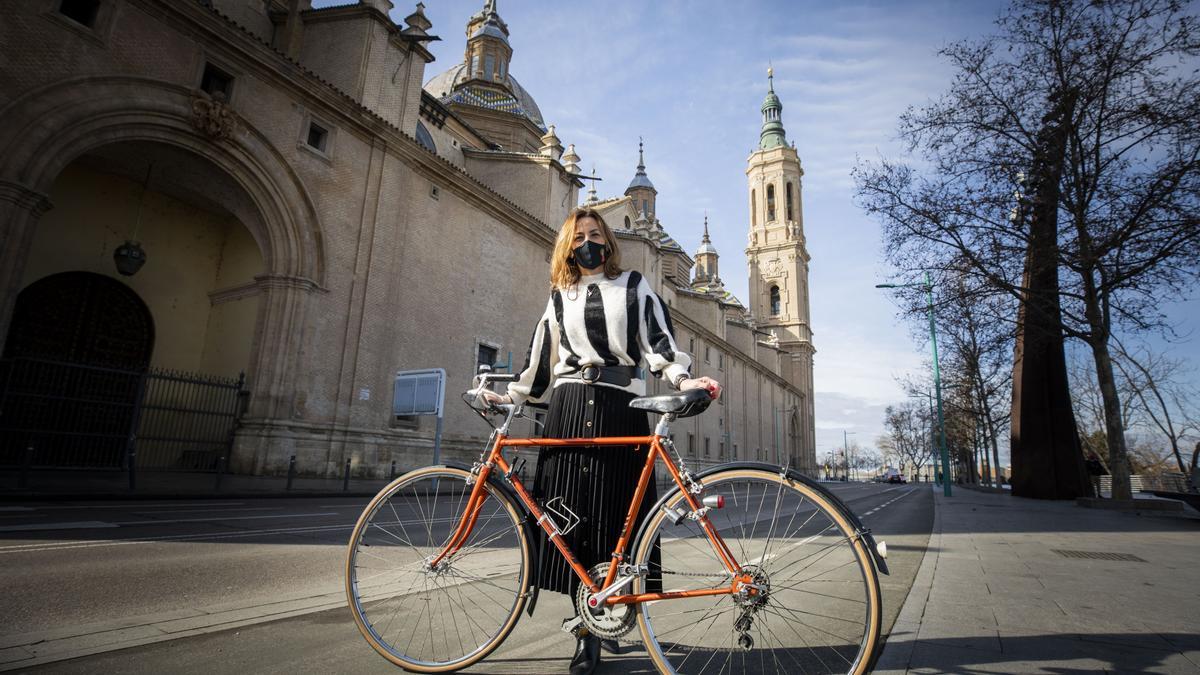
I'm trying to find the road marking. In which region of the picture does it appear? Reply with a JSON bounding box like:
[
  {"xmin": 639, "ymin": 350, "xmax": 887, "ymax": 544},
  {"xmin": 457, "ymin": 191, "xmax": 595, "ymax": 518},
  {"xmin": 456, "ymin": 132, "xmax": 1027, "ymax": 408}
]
[
  {"xmin": 0, "ymin": 522, "xmax": 356, "ymax": 554},
  {"xmin": 11, "ymin": 502, "xmax": 248, "ymax": 511},
  {"xmin": 129, "ymin": 506, "xmax": 284, "ymax": 515},
  {"xmin": 860, "ymin": 487, "xmax": 918, "ymax": 517},
  {"xmin": 0, "ymin": 512, "xmax": 340, "ymax": 534},
  {"xmin": 0, "ymin": 521, "xmax": 118, "ymax": 532},
  {"xmin": 114, "ymin": 512, "xmax": 342, "ymax": 527},
  {"xmin": 0, "ymin": 515, "xmax": 454, "ymax": 554}
]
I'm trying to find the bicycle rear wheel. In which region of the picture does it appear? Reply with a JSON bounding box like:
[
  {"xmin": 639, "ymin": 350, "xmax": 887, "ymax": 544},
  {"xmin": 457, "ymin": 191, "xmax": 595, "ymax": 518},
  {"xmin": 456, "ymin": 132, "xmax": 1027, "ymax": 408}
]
[
  {"xmin": 345, "ymin": 465, "xmax": 532, "ymax": 672},
  {"xmin": 632, "ymin": 467, "xmax": 882, "ymax": 674}
]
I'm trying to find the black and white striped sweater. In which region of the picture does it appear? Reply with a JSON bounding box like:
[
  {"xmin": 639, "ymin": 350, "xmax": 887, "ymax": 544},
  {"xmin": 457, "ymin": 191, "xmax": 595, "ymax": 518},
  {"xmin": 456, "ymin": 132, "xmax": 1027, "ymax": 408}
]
[{"xmin": 506, "ymin": 270, "xmax": 692, "ymax": 405}]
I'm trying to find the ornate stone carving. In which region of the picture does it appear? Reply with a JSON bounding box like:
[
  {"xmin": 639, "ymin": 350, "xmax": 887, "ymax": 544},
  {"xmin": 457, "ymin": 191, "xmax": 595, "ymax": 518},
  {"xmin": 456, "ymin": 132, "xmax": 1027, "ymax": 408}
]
[
  {"xmin": 191, "ymin": 91, "xmax": 238, "ymax": 140},
  {"xmin": 765, "ymin": 258, "xmax": 783, "ymax": 276}
]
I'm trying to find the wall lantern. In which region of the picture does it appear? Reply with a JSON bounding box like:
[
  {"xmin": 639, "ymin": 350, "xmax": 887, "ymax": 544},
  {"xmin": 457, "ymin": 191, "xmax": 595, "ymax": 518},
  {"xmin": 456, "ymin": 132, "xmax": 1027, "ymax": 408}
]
[
  {"xmin": 114, "ymin": 163, "xmax": 152, "ymax": 276},
  {"xmin": 112, "ymin": 241, "xmax": 147, "ymax": 276}
]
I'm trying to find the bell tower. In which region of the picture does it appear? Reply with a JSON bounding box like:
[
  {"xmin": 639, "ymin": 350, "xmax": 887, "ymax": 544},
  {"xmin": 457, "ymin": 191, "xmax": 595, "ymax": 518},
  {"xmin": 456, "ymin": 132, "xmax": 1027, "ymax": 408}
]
[{"xmin": 744, "ymin": 68, "xmax": 815, "ymax": 416}]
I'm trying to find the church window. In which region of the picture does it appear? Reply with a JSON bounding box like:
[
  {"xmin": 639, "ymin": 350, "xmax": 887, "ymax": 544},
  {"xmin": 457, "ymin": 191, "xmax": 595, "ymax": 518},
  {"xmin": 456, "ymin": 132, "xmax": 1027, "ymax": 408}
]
[
  {"xmin": 719, "ymin": 441, "xmax": 725, "ymax": 460},
  {"xmin": 498, "ymin": 58, "xmax": 506, "ymax": 79},
  {"xmin": 306, "ymin": 121, "xmax": 329, "ymax": 153},
  {"xmin": 624, "ymin": 216, "xmax": 631, "ymax": 229},
  {"xmin": 470, "ymin": 54, "xmax": 480, "ymax": 75},
  {"xmin": 704, "ymin": 437, "xmax": 711, "ymax": 458},
  {"xmin": 786, "ymin": 182, "xmax": 794, "ymax": 221},
  {"xmin": 704, "ymin": 346, "xmax": 711, "ymax": 363},
  {"xmin": 688, "ymin": 433, "xmax": 696, "ymax": 457},
  {"xmin": 200, "ymin": 63, "xmax": 234, "ymax": 101},
  {"xmin": 770, "ymin": 285, "xmax": 781, "ymax": 315},
  {"xmin": 750, "ymin": 190, "xmax": 757, "ymax": 226},
  {"xmin": 642, "ymin": 199, "xmax": 649, "ymax": 216},
  {"xmin": 766, "ymin": 184, "xmax": 776, "ymax": 221},
  {"xmin": 59, "ymin": 0, "xmax": 100, "ymax": 27},
  {"xmin": 415, "ymin": 122, "xmax": 437, "ymax": 153},
  {"xmin": 484, "ymin": 54, "xmax": 495, "ymax": 81},
  {"xmin": 476, "ymin": 343, "xmax": 499, "ymax": 379}
]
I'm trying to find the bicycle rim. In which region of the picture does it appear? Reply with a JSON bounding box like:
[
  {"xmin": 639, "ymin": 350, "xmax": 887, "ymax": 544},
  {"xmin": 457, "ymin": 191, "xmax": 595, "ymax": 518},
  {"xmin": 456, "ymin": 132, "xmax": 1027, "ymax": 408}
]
[
  {"xmin": 345, "ymin": 466, "xmax": 531, "ymax": 672},
  {"xmin": 633, "ymin": 468, "xmax": 882, "ymax": 675}
]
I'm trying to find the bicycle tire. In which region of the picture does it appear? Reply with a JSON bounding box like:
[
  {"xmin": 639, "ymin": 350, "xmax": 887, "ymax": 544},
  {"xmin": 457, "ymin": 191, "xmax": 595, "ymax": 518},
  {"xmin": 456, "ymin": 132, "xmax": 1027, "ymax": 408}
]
[
  {"xmin": 345, "ymin": 465, "xmax": 532, "ymax": 672},
  {"xmin": 631, "ymin": 467, "xmax": 883, "ymax": 675}
]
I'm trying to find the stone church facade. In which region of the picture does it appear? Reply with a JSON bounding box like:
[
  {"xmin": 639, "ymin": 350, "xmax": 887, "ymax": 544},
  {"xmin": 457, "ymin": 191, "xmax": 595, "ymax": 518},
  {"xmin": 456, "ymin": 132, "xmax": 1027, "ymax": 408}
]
[{"xmin": 0, "ymin": 0, "xmax": 815, "ymax": 479}]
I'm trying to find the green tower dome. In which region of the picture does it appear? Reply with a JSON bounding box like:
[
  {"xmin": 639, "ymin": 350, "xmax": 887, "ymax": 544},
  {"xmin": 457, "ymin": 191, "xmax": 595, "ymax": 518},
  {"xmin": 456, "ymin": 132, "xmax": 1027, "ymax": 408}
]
[{"xmin": 759, "ymin": 68, "xmax": 787, "ymax": 150}]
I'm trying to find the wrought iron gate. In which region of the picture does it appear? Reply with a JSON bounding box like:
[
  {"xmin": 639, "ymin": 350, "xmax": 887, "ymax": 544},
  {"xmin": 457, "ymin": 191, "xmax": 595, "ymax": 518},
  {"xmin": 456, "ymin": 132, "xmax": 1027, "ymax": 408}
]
[{"xmin": 0, "ymin": 357, "xmax": 246, "ymax": 473}]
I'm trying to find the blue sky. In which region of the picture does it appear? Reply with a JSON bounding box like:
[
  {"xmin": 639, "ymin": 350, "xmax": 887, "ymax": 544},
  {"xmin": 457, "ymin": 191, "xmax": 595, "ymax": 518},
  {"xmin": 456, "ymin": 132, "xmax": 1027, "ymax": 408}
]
[{"xmin": 353, "ymin": 0, "xmax": 1200, "ymax": 463}]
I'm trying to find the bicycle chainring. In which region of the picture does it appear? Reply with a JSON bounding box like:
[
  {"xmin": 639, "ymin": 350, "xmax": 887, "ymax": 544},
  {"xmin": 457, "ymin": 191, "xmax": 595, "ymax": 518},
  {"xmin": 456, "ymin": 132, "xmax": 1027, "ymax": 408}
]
[{"xmin": 576, "ymin": 563, "xmax": 637, "ymax": 640}]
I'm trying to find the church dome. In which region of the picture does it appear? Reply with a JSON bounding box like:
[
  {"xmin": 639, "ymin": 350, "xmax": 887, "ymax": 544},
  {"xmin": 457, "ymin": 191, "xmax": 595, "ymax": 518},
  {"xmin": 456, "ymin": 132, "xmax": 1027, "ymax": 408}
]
[{"xmin": 423, "ymin": 63, "xmax": 546, "ymax": 131}]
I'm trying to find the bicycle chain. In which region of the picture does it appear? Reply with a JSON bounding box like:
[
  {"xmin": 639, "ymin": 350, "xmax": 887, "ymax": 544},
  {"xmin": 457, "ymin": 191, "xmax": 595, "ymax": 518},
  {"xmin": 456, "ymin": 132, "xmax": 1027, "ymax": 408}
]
[{"xmin": 594, "ymin": 566, "xmax": 745, "ymax": 647}]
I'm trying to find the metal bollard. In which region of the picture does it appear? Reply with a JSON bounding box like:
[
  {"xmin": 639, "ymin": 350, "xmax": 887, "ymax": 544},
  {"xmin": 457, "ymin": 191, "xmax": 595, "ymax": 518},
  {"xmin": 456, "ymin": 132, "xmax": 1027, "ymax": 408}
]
[
  {"xmin": 389, "ymin": 460, "xmax": 397, "ymax": 481},
  {"xmin": 286, "ymin": 455, "xmax": 296, "ymax": 491},
  {"xmin": 343, "ymin": 458, "xmax": 351, "ymax": 491},
  {"xmin": 19, "ymin": 445, "xmax": 33, "ymax": 489},
  {"xmin": 214, "ymin": 455, "xmax": 226, "ymax": 491}
]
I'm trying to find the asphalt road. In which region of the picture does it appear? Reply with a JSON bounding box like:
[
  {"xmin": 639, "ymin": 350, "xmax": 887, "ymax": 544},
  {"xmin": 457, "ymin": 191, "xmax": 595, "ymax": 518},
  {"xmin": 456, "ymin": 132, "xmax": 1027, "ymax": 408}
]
[{"xmin": 1, "ymin": 481, "xmax": 933, "ymax": 673}]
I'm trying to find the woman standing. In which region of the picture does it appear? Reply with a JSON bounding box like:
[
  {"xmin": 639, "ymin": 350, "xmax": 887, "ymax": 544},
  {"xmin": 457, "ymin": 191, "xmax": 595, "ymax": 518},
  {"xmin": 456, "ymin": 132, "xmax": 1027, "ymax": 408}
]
[{"xmin": 484, "ymin": 207, "xmax": 720, "ymax": 675}]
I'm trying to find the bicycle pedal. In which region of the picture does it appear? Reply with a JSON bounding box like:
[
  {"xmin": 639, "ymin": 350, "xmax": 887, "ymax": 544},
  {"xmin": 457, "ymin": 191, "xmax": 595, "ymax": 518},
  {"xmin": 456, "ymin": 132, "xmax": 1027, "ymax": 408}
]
[{"xmin": 561, "ymin": 615, "xmax": 584, "ymax": 635}]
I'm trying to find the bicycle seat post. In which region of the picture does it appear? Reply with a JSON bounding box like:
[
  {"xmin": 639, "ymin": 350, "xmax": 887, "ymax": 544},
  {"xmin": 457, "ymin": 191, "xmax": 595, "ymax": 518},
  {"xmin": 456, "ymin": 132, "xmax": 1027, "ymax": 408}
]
[{"xmin": 654, "ymin": 412, "xmax": 676, "ymax": 439}]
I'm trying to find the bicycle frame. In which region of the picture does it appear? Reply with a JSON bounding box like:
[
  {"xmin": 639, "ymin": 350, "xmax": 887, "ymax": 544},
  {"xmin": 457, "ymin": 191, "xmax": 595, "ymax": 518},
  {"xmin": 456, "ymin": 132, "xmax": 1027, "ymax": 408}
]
[{"xmin": 428, "ymin": 417, "xmax": 754, "ymax": 607}]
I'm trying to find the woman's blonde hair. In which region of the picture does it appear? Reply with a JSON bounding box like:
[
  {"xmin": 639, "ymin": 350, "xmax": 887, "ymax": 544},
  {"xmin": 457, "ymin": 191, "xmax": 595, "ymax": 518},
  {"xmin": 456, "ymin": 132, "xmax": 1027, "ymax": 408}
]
[{"xmin": 550, "ymin": 207, "xmax": 623, "ymax": 289}]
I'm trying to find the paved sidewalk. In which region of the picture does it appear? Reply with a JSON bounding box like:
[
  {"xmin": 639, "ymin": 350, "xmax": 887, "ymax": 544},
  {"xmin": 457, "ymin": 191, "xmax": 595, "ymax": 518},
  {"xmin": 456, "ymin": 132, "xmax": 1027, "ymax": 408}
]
[{"xmin": 876, "ymin": 485, "xmax": 1200, "ymax": 674}]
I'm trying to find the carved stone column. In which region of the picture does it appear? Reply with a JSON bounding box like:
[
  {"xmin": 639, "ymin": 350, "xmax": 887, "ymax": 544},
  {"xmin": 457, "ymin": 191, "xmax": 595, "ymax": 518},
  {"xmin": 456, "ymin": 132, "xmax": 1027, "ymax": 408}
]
[
  {"xmin": 229, "ymin": 272, "xmax": 320, "ymax": 474},
  {"xmin": 0, "ymin": 181, "xmax": 53, "ymax": 355}
]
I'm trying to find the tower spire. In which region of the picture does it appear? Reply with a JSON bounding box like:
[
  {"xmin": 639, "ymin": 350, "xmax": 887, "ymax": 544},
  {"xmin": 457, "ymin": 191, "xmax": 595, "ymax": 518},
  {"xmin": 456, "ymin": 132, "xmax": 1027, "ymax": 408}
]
[
  {"xmin": 760, "ymin": 67, "xmax": 787, "ymax": 150},
  {"xmin": 626, "ymin": 136, "xmax": 656, "ymax": 192},
  {"xmin": 585, "ymin": 166, "xmax": 598, "ymax": 204}
]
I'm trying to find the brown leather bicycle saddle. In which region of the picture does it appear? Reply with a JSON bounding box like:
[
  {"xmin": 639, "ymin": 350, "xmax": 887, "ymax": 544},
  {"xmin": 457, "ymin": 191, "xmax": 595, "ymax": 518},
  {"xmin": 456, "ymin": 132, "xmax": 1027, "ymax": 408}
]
[{"xmin": 629, "ymin": 388, "xmax": 713, "ymax": 417}]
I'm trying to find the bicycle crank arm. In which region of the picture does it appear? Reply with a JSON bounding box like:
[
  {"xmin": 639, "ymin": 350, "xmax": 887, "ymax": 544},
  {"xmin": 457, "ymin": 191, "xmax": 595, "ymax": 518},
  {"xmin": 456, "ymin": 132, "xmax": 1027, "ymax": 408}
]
[{"xmin": 587, "ymin": 574, "xmax": 637, "ymax": 610}]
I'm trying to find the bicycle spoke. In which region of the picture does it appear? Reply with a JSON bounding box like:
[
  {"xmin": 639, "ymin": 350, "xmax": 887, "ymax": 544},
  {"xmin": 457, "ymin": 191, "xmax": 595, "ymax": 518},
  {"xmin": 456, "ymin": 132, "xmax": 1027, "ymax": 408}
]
[
  {"xmin": 636, "ymin": 470, "xmax": 879, "ymax": 675},
  {"xmin": 347, "ymin": 470, "xmax": 528, "ymax": 670}
]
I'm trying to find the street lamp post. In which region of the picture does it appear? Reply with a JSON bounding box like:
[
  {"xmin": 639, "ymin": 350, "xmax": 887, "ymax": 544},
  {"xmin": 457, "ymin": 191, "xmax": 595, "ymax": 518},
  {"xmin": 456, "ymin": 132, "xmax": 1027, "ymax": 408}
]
[
  {"xmin": 878, "ymin": 272, "xmax": 952, "ymax": 497},
  {"xmin": 843, "ymin": 430, "xmax": 857, "ymax": 481}
]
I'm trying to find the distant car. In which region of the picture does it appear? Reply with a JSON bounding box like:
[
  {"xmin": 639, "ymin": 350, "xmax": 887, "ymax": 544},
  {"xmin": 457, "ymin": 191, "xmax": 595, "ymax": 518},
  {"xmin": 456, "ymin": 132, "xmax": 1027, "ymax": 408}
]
[
  {"xmin": 872, "ymin": 475, "xmax": 885, "ymax": 483},
  {"xmin": 887, "ymin": 474, "xmax": 906, "ymax": 484}
]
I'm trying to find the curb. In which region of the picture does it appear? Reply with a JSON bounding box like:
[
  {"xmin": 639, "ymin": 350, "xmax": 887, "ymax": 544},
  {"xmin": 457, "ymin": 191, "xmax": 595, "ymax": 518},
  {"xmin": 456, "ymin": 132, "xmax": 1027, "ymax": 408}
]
[{"xmin": 872, "ymin": 484, "xmax": 941, "ymax": 674}]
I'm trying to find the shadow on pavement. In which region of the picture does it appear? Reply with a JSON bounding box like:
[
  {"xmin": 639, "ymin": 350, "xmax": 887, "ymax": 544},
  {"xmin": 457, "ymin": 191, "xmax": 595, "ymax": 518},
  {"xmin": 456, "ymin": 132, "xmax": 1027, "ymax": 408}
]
[{"xmin": 895, "ymin": 631, "xmax": 1200, "ymax": 673}]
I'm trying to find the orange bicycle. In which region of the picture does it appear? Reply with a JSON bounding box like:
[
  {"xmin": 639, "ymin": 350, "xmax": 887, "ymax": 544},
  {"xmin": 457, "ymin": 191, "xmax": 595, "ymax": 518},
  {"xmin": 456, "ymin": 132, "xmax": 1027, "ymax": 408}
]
[{"xmin": 346, "ymin": 370, "xmax": 889, "ymax": 674}]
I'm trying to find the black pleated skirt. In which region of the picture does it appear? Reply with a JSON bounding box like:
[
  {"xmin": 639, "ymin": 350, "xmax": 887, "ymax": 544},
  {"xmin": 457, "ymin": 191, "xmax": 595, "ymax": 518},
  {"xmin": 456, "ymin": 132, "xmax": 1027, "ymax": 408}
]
[{"xmin": 532, "ymin": 382, "xmax": 661, "ymax": 596}]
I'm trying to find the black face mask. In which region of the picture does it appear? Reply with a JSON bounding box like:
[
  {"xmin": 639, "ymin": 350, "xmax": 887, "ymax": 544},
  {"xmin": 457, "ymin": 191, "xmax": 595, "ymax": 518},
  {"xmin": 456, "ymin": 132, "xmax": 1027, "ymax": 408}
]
[{"xmin": 573, "ymin": 240, "xmax": 607, "ymax": 269}]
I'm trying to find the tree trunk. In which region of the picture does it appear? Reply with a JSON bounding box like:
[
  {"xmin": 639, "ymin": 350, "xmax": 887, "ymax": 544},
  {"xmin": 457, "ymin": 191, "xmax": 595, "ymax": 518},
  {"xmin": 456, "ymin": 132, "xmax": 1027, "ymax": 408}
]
[
  {"xmin": 1009, "ymin": 89, "xmax": 1089, "ymax": 500},
  {"xmin": 1090, "ymin": 337, "xmax": 1133, "ymax": 500}
]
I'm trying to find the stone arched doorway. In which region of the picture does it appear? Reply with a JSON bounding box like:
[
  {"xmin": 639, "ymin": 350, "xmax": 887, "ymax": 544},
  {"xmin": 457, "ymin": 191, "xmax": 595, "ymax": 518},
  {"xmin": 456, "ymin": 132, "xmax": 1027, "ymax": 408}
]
[
  {"xmin": 5, "ymin": 271, "xmax": 154, "ymax": 368},
  {"xmin": 1, "ymin": 272, "xmax": 154, "ymax": 467},
  {"xmin": 0, "ymin": 77, "xmax": 327, "ymax": 476}
]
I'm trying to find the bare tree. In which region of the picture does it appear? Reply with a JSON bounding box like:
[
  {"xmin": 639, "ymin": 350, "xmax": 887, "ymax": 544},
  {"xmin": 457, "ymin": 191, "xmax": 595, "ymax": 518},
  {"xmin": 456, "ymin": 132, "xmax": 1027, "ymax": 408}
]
[
  {"xmin": 1111, "ymin": 341, "xmax": 1200, "ymax": 478},
  {"xmin": 879, "ymin": 402, "xmax": 935, "ymax": 481},
  {"xmin": 855, "ymin": 0, "xmax": 1200, "ymax": 500}
]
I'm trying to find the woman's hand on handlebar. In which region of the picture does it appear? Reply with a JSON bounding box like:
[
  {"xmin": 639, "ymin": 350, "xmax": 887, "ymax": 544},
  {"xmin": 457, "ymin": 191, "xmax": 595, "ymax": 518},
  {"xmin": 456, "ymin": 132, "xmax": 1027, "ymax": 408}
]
[
  {"xmin": 480, "ymin": 390, "xmax": 512, "ymax": 407},
  {"xmin": 681, "ymin": 376, "xmax": 721, "ymax": 400}
]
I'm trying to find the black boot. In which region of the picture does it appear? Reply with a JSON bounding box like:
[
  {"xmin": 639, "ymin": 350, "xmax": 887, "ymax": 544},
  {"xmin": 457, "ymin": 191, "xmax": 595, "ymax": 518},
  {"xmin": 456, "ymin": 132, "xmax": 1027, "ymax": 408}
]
[
  {"xmin": 568, "ymin": 631, "xmax": 601, "ymax": 675},
  {"xmin": 598, "ymin": 638, "xmax": 622, "ymax": 655}
]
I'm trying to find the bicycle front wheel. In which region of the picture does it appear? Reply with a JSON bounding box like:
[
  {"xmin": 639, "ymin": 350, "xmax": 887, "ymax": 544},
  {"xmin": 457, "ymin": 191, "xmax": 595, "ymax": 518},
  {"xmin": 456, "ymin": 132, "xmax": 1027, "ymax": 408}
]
[
  {"xmin": 345, "ymin": 465, "xmax": 532, "ymax": 672},
  {"xmin": 632, "ymin": 467, "xmax": 882, "ymax": 675}
]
